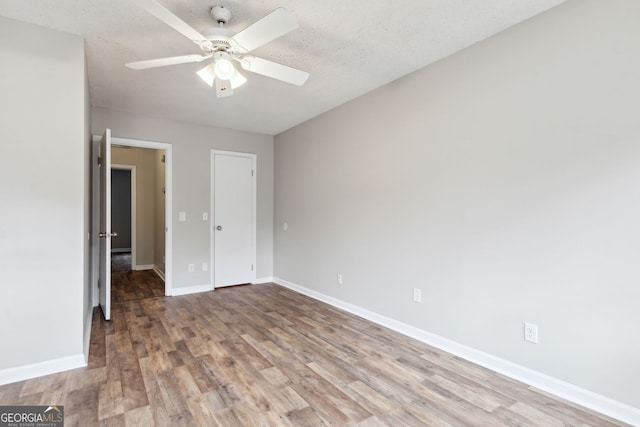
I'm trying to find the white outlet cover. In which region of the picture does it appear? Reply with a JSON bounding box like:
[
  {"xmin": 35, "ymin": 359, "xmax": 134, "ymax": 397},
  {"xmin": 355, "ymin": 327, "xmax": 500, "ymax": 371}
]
[
  {"xmin": 283, "ymin": 222, "xmax": 288, "ymax": 231},
  {"xmin": 524, "ymin": 322, "xmax": 538, "ymax": 343}
]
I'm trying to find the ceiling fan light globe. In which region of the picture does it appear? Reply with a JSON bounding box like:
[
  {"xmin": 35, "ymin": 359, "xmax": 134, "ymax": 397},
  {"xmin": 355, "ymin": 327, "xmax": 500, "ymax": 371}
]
[{"xmin": 214, "ymin": 59, "xmax": 236, "ymax": 80}]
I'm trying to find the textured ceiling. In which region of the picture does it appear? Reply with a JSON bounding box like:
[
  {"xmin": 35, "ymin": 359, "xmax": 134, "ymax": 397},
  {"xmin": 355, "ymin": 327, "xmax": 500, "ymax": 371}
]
[{"xmin": 0, "ymin": 0, "xmax": 567, "ymax": 135}]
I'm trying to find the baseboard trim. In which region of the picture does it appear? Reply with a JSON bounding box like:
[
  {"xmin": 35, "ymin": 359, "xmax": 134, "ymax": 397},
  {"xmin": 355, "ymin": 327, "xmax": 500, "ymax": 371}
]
[
  {"xmin": 252, "ymin": 276, "xmax": 274, "ymax": 284},
  {"xmin": 171, "ymin": 284, "xmax": 212, "ymax": 296},
  {"xmin": 272, "ymin": 277, "xmax": 640, "ymax": 426},
  {"xmin": 111, "ymin": 248, "xmax": 131, "ymax": 254},
  {"xmin": 0, "ymin": 354, "xmax": 86, "ymax": 386},
  {"xmin": 153, "ymin": 265, "xmax": 165, "ymax": 281},
  {"xmin": 134, "ymin": 264, "xmax": 154, "ymax": 271},
  {"xmin": 83, "ymin": 307, "xmax": 93, "ymax": 364}
]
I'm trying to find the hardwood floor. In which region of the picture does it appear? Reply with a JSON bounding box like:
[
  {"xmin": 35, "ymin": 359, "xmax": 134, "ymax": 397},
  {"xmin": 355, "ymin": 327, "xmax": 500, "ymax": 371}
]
[
  {"xmin": 111, "ymin": 270, "xmax": 165, "ymax": 303},
  {"xmin": 112, "ymin": 252, "xmax": 132, "ymax": 273},
  {"xmin": 110, "ymin": 252, "xmax": 165, "ymax": 303},
  {"xmin": 0, "ymin": 284, "xmax": 628, "ymax": 426}
]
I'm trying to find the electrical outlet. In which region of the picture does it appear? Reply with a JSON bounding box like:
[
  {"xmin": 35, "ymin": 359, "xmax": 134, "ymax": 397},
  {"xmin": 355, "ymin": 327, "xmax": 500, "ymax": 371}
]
[
  {"xmin": 337, "ymin": 274, "xmax": 343, "ymax": 284},
  {"xmin": 202, "ymin": 212, "xmax": 208, "ymax": 221},
  {"xmin": 188, "ymin": 263, "xmax": 194, "ymax": 273},
  {"xmin": 413, "ymin": 288, "xmax": 422, "ymax": 303},
  {"xmin": 179, "ymin": 211, "xmax": 186, "ymax": 222},
  {"xmin": 524, "ymin": 322, "xmax": 538, "ymax": 344}
]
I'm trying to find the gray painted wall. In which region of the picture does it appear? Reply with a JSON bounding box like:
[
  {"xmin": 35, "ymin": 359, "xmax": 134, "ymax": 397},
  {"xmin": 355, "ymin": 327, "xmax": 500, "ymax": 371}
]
[
  {"xmin": 154, "ymin": 150, "xmax": 166, "ymax": 274},
  {"xmin": 274, "ymin": 0, "xmax": 640, "ymax": 409},
  {"xmin": 112, "ymin": 147, "xmax": 157, "ymax": 267},
  {"xmin": 0, "ymin": 17, "xmax": 89, "ymax": 370},
  {"xmin": 91, "ymin": 108, "xmax": 274, "ymax": 289}
]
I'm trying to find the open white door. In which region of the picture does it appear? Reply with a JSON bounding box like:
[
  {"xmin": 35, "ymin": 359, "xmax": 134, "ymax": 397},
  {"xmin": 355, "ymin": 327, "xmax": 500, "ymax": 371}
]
[
  {"xmin": 98, "ymin": 129, "xmax": 113, "ymax": 320},
  {"xmin": 211, "ymin": 151, "xmax": 256, "ymax": 287}
]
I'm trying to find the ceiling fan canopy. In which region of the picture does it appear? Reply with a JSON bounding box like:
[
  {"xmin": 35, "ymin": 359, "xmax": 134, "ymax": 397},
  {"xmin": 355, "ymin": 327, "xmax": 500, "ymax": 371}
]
[{"xmin": 126, "ymin": 1, "xmax": 310, "ymax": 97}]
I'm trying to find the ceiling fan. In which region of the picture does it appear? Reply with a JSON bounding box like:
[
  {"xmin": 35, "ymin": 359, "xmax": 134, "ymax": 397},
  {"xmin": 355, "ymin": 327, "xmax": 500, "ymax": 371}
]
[{"xmin": 126, "ymin": 0, "xmax": 310, "ymax": 98}]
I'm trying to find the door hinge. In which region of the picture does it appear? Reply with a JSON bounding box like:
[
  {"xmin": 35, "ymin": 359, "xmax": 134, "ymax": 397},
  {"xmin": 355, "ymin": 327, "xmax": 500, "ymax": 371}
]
[
  {"xmin": 251, "ymin": 264, "xmax": 254, "ymax": 271},
  {"xmin": 251, "ymin": 169, "xmax": 254, "ymax": 177},
  {"xmin": 98, "ymin": 279, "xmax": 101, "ymax": 289},
  {"xmin": 97, "ymin": 156, "xmax": 102, "ymax": 166}
]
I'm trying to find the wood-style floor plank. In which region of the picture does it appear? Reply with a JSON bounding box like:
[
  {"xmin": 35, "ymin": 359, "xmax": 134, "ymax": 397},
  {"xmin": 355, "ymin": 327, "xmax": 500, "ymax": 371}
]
[
  {"xmin": 0, "ymin": 283, "xmax": 629, "ymax": 426},
  {"xmin": 111, "ymin": 269, "xmax": 164, "ymax": 303}
]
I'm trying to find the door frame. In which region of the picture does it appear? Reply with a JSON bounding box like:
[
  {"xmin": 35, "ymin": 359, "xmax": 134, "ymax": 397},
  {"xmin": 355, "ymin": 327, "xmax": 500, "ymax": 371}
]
[
  {"xmin": 210, "ymin": 150, "xmax": 257, "ymax": 289},
  {"xmin": 97, "ymin": 130, "xmax": 112, "ymax": 320},
  {"xmin": 92, "ymin": 136, "xmax": 173, "ymax": 304},
  {"xmin": 111, "ymin": 164, "xmax": 136, "ymax": 265}
]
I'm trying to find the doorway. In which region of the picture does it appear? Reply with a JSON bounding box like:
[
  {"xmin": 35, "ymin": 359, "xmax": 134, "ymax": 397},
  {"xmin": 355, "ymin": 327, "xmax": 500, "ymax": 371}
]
[
  {"xmin": 110, "ymin": 160, "xmax": 165, "ymax": 303},
  {"xmin": 111, "ymin": 166, "xmax": 133, "ymax": 273},
  {"xmin": 110, "ymin": 144, "xmax": 168, "ymax": 303},
  {"xmin": 92, "ymin": 135, "xmax": 173, "ymax": 313}
]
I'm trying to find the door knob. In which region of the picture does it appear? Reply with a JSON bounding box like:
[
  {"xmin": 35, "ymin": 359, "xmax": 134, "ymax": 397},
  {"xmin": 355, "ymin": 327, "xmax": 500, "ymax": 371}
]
[
  {"xmin": 216, "ymin": 225, "xmax": 222, "ymax": 231},
  {"xmin": 98, "ymin": 232, "xmax": 118, "ymax": 238}
]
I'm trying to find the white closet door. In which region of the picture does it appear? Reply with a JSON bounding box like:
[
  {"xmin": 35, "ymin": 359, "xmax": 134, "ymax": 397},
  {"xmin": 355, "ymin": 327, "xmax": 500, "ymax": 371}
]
[{"xmin": 211, "ymin": 151, "xmax": 256, "ymax": 287}]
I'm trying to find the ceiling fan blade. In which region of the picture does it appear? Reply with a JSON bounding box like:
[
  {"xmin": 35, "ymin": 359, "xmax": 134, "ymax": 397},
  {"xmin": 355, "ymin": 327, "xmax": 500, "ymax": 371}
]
[
  {"xmin": 126, "ymin": 54, "xmax": 210, "ymax": 70},
  {"xmin": 134, "ymin": 0, "xmax": 210, "ymax": 47},
  {"xmin": 240, "ymin": 56, "xmax": 309, "ymax": 86},
  {"xmin": 230, "ymin": 8, "xmax": 299, "ymax": 53}
]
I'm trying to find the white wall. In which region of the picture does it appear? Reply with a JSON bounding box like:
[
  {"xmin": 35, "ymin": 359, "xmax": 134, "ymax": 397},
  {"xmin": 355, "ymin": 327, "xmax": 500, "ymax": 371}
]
[
  {"xmin": 91, "ymin": 108, "xmax": 274, "ymax": 289},
  {"xmin": 274, "ymin": 0, "xmax": 640, "ymax": 412},
  {"xmin": 0, "ymin": 17, "xmax": 88, "ymax": 373}
]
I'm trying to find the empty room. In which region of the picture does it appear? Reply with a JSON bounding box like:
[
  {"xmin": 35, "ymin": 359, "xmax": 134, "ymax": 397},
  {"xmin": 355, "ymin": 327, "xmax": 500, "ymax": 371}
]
[{"xmin": 0, "ymin": 0, "xmax": 638, "ymax": 425}]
